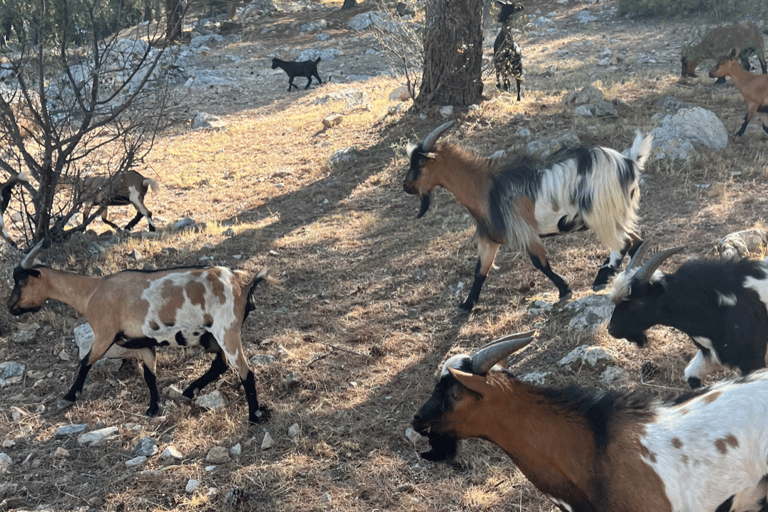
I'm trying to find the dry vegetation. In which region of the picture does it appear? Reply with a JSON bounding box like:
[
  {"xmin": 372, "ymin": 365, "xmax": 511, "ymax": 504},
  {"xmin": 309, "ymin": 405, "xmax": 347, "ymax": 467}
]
[{"xmin": 1, "ymin": 0, "xmax": 768, "ymax": 511}]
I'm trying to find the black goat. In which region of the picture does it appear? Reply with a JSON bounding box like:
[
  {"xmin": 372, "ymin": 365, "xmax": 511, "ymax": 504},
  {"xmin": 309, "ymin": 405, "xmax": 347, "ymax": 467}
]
[
  {"xmin": 271, "ymin": 57, "xmax": 322, "ymax": 92},
  {"xmin": 608, "ymin": 244, "xmax": 768, "ymax": 388},
  {"xmin": 493, "ymin": 1, "xmax": 524, "ymax": 100}
]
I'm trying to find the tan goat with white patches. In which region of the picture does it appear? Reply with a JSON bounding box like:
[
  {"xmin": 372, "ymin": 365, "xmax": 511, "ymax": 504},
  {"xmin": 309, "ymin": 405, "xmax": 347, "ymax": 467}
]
[{"xmin": 8, "ymin": 242, "xmax": 273, "ymax": 423}]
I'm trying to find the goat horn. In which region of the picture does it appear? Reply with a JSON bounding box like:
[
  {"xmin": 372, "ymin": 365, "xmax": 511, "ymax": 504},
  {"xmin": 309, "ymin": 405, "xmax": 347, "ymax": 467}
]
[
  {"xmin": 633, "ymin": 246, "xmax": 684, "ymax": 284},
  {"xmin": 421, "ymin": 121, "xmax": 454, "ymax": 153},
  {"xmin": 624, "ymin": 241, "xmax": 649, "ymax": 274},
  {"xmin": 21, "ymin": 240, "xmax": 44, "ymax": 269},
  {"xmin": 471, "ymin": 330, "xmax": 536, "ymax": 375}
]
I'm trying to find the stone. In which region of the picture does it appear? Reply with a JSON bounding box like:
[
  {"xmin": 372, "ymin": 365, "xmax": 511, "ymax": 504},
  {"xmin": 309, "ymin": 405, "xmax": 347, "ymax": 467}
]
[
  {"xmin": 0, "ymin": 453, "xmax": 11, "ymax": 474},
  {"xmin": 250, "ymin": 354, "xmax": 276, "ymax": 365},
  {"xmin": 186, "ymin": 479, "xmax": 200, "ymax": 493},
  {"xmin": 718, "ymin": 229, "xmax": 768, "ymax": 261},
  {"xmin": 287, "ymin": 423, "xmax": 301, "ymax": 439},
  {"xmin": 125, "ymin": 456, "xmax": 147, "ymax": 467},
  {"xmin": 196, "ymin": 391, "xmax": 227, "ymax": 410},
  {"xmin": 11, "ymin": 324, "xmax": 39, "ymax": 343},
  {"xmin": 74, "ymin": 323, "xmax": 132, "ymax": 360},
  {"xmin": 229, "ymin": 443, "xmax": 242, "ymax": 457},
  {"xmin": 404, "ymin": 427, "xmax": 420, "ymax": 445},
  {"xmin": 160, "ymin": 446, "xmax": 183, "ymax": 461},
  {"xmin": 53, "ymin": 447, "xmax": 70, "ymax": 459},
  {"xmin": 562, "ymin": 85, "xmax": 603, "ymax": 106},
  {"xmin": 192, "ymin": 112, "xmax": 226, "ymax": 130},
  {"xmin": 650, "ymin": 107, "xmax": 728, "ymax": 163},
  {"xmin": 206, "ymin": 446, "xmax": 230, "ymax": 464},
  {"xmin": 174, "ymin": 217, "xmax": 196, "ymax": 229},
  {"xmin": 439, "ymin": 105, "xmax": 454, "ymax": 119},
  {"xmin": 559, "ymin": 345, "xmax": 613, "ymax": 369},
  {"xmin": 520, "ymin": 372, "xmax": 549, "ymax": 385},
  {"xmin": 563, "ymin": 294, "xmax": 614, "ymax": 332},
  {"xmin": 77, "ymin": 426, "xmax": 119, "ymax": 446},
  {"xmin": 54, "ymin": 424, "xmax": 88, "ymax": 438},
  {"xmin": 388, "ymin": 86, "xmax": 410, "ymax": 102},
  {"xmin": 322, "ymin": 114, "xmax": 343, "ymax": 128},
  {"xmin": 0, "ymin": 362, "xmax": 24, "ymax": 387},
  {"xmin": 261, "ymin": 432, "xmax": 275, "ymax": 450},
  {"xmin": 327, "ymin": 147, "xmax": 357, "ymax": 168},
  {"xmin": 132, "ymin": 437, "xmax": 159, "ymax": 457},
  {"xmin": 602, "ymin": 366, "xmax": 630, "ymax": 386},
  {"xmin": 525, "ymin": 131, "xmax": 581, "ymax": 159}
]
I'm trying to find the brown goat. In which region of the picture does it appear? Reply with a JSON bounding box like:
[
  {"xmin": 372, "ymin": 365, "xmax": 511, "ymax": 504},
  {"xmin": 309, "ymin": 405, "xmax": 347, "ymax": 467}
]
[
  {"xmin": 8, "ymin": 242, "xmax": 274, "ymax": 424},
  {"xmin": 78, "ymin": 170, "xmax": 159, "ymax": 232},
  {"xmin": 710, "ymin": 48, "xmax": 768, "ymax": 136},
  {"xmin": 682, "ymin": 22, "xmax": 766, "ymax": 83},
  {"xmin": 413, "ymin": 331, "xmax": 768, "ymax": 512}
]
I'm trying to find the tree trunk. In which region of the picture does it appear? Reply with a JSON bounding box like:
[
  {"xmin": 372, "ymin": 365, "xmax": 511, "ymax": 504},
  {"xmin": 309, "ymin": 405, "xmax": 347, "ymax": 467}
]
[
  {"xmin": 416, "ymin": 0, "xmax": 484, "ymax": 107},
  {"xmin": 165, "ymin": 0, "xmax": 183, "ymax": 42},
  {"xmin": 341, "ymin": 0, "xmax": 357, "ymax": 9}
]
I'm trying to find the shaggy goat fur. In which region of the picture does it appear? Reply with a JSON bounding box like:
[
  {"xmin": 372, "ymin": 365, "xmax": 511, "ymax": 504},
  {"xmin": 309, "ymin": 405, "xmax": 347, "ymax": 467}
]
[
  {"xmin": 403, "ymin": 121, "xmax": 651, "ymax": 312},
  {"xmin": 271, "ymin": 57, "xmax": 322, "ymax": 92},
  {"xmin": 413, "ymin": 332, "xmax": 768, "ymax": 512},
  {"xmin": 710, "ymin": 48, "xmax": 768, "ymax": 136}
]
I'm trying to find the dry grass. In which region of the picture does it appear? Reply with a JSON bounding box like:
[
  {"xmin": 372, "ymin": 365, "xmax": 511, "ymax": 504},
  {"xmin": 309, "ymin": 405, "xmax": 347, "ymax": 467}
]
[{"xmin": 1, "ymin": 0, "xmax": 768, "ymax": 511}]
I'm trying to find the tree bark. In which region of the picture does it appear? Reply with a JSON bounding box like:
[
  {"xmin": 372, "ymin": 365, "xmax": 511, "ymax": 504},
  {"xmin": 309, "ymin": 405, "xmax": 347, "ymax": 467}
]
[
  {"xmin": 416, "ymin": 0, "xmax": 484, "ymax": 107},
  {"xmin": 341, "ymin": 0, "xmax": 357, "ymax": 8},
  {"xmin": 165, "ymin": 0, "xmax": 184, "ymax": 42}
]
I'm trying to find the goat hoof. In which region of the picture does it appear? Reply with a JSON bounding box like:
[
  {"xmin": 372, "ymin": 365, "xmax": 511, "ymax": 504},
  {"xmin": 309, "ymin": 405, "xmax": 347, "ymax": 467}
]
[
  {"xmin": 52, "ymin": 399, "xmax": 76, "ymax": 413},
  {"xmin": 456, "ymin": 303, "xmax": 473, "ymax": 315},
  {"xmin": 249, "ymin": 406, "xmax": 271, "ymax": 424},
  {"xmin": 556, "ymin": 291, "xmax": 573, "ymax": 305}
]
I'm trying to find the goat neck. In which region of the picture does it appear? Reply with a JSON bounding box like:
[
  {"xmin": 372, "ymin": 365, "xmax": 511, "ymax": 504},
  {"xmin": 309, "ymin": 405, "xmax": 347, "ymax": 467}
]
[
  {"xmin": 27, "ymin": 268, "xmax": 100, "ymax": 315},
  {"xmin": 432, "ymin": 145, "xmax": 495, "ymax": 218}
]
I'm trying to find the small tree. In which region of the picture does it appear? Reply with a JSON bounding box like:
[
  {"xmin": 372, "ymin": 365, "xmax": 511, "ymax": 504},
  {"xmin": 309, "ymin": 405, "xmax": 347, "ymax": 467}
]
[
  {"xmin": 416, "ymin": 0, "xmax": 483, "ymax": 106},
  {"xmin": 0, "ymin": 0, "xmax": 180, "ymax": 246}
]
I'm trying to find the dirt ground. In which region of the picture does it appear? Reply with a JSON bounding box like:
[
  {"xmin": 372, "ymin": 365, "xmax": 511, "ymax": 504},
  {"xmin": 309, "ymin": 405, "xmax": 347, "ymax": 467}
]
[{"xmin": 1, "ymin": 0, "xmax": 768, "ymax": 511}]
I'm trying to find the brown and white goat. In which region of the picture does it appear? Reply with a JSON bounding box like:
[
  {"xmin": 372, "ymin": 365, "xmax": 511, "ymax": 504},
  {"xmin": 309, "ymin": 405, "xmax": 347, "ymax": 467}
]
[
  {"xmin": 403, "ymin": 121, "xmax": 652, "ymax": 312},
  {"xmin": 413, "ymin": 331, "xmax": 768, "ymax": 512},
  {"xmin": 710, "ymin": 48, "xmax": 768, "ymax": 137},
  {"xmin": 682, "ymin": 22, "xmax": 766, "ymax": 84},
  {"xmin": 8, "ymin": 242, "xmax": 273, "ymax": 424},
  {"xmin": 78, "ymin": 170, "xmax": 159, "ymax": 232}
]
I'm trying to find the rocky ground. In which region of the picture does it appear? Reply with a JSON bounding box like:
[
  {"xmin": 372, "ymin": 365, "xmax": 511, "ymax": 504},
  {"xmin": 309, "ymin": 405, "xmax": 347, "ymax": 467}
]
[{"xmin": 1, "ymin": 1, "xmax": 768, "ymax": 511}]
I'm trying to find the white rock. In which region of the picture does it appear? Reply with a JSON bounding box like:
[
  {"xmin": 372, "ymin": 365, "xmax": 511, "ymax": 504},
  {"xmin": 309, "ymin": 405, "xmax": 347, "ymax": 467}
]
[
  {"xmin": 160, "ymin": 446, "xmax": 183, "ymax": 461},
  {"xmin": 125, "ymin": 455, "xmax": 147, "ymax": 467},
  {"xmin": 439, "ymin": 105, "xmax": 454, "ymax": 119},
  {"xmin": 78, "ymin": 426, "xmax": 119, "ymax": 446},
  {"xmin": 186, "ymin": 479, "xmax": 200, "ymax": 493},
  {"xmin": 559, "ymin": 345, "xmax": 613, "ymax": 368},
  {"xmin": 520, "ymin": 372, "xmax": 549, "ymax": 385},
  {"xmin": 287, "ymin": 423, "xmax": 301, "ymax": 439},
  {"xmin": 230, "ymin": 443, "xmax": 242, "ymax": 457},
  {"xmin": 0, "ymin": 452, "xmax": 11, "ymax": 473},
  {"xmin": 205, "ymin": 446, "xmax": 230, "ymax": 464},
  {"xmin": 261, "ymin": 432, "xmax": 275, "ymax": 450},
  {"xmin": 405, "ymin": 427, "xmax": 421, "ymax": 445},
  {"xmin": 195, "ymin": 390, "xmax": 227, "ymax": 410}
]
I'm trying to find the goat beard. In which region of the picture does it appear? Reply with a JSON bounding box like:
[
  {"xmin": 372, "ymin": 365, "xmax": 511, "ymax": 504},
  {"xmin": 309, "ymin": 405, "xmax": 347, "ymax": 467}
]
[
  {"xmin": 416, "ymin": 194, "xmax": 431, "ymax": 219},
  {"xmin": 419, "ymin": 432, "xmax": 458, "ymax": 462}
]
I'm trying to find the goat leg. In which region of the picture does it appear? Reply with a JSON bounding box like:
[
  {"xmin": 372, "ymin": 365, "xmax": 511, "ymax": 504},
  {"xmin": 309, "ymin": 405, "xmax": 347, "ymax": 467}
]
[
  {"xmin": 124, "ymin": 211, "xmax": 145, "ymax": 231},
  {"xmin": 61, "ymin": 355, "xmax": 94, "ymax": 406},
  {"xmin": 143, "ymin": 363, "xmax": 160, "ymax": 416},
  {"xmin": 529, "ymin": 243, "xmax": 572, "ymax": 302},
  {"xmin": 182, "ymin": 352, "xmax": 228, "ymax": 399}
]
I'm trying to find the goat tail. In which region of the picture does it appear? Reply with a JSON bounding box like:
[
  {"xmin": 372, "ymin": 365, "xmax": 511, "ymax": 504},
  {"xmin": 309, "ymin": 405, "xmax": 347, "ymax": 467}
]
[
  {"xmin": 627, "ymin": 130, "xmax": 653, "ymax": 172},
  {"xmin": 315, "ymin": 57, "xmax": 321, "ymax": 64},
  {"xmin": 144, "ymin": 178, "xmax": 160, "ymax": 193}
]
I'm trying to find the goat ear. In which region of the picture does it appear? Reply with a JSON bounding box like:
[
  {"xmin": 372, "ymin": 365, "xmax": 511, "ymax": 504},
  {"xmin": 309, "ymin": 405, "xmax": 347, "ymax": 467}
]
[
  {"xmin": 449, "ymin": 368, "xmax": 491, "ymax": 398},
  {"xmin": 729, "ymin": 48, "xmax": 739, "ymax": 59},
  {"xmin": 406, "ymin": 142, "xmax": 419, "ymax": 158}
]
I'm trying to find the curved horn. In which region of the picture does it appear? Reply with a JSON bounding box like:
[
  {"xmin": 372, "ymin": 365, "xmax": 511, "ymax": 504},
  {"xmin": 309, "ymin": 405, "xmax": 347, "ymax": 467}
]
[
  {"xmin": 421, "ymin": 121, "xmax": 454, "ymax": 152},
  {"xmin": 624, "ymin": 241, "xmax": 649, "ymax": 274},
  {"xmin": 21, "ymin": 240, "xmax": 44, "ymax": 269},
  {"xmin": 470, "ymin": 330, "xmax": 536, "ymax": 375},
  {"xmin": 633, "ymin": 246, "xmax": 684, "ymax": 284}
]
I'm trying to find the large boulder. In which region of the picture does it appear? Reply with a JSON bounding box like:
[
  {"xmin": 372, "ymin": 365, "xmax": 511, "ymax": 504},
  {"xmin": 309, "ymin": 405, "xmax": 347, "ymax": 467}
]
[{"xmin": 650, "ymin": 107, "xmax": 728, "ymax": 163}]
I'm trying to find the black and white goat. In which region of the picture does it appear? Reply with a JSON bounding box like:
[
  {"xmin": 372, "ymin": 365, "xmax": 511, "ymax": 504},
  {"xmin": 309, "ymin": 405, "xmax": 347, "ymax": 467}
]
[
  {"xmin": 403, "ymin": 121, "xmax": 652, "ymax": 312},
  {"xmin": 608, "ymin": 244, "xmax": 768, "ymax": 388},
  {"xmin": 78, "ymin": 170, "xmax": 159, "ymax": 232},
  {"xmin": 8, "ymin": 241, "xmax": 274, "ymax": 423},
  {"xmin": 413, "ymin": 330, "xmax": 768, "ymax": 512},
  {"xmin": 0, "ymin": 171, "xmax": 29, "ymax": 247},
  {"xmin": 493, "ymin": 1, "xmax": 524, "ymax": 101}
]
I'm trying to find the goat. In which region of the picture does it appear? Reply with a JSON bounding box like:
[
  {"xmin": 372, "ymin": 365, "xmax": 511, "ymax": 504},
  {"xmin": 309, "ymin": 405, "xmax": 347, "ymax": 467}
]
[
  {"xmin": 413, "ymin": 330, "xmax": 768, "ymax": 512},
  {"xmin": 608, "ymin": 243, "xmax": 768, "ymax": 389},
  {"xmin": 709, "ymin": 48, "xmax": 768, "ymax": 137},
  {"xmin": 271, "ymin": 57, "xmax": 322, "ymax": 92},
  {"xmin": 0, "ymin": 171, "xmax": 29, "ymax": 247},
  {"xmin": 78, "ymin": 169, "xmax": 159, "ymax": 232},
  {"xmin": 403, "ymin": 121, "xmax": 652, "ymax": 313},
  {"xmin": 7, "ymin": 241, "xmax": 274, "ymax": 424},
  {"xmin": 493, "ymin": 1, "xmax": 524, "ymax": 101},
  {"xmin": 682, "ymin": 22, "xmax": 766, "ymax": 84}
]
